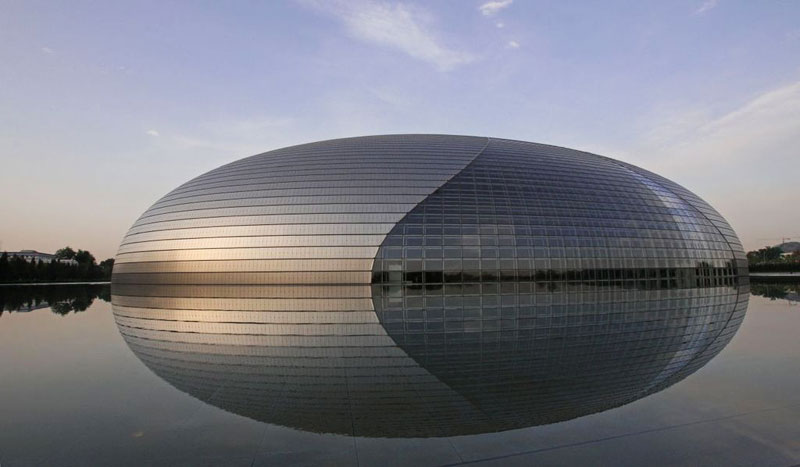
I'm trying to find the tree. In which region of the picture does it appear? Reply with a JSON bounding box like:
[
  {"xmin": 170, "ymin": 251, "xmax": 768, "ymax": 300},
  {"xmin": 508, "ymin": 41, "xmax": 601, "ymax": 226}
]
[
  {"xmin": 55, "ymin": 247, "xmax": 77, "ymax": 260},
  {"xmin": 99, "ymin": 258, "xmax": 115, "ymax": 278},
  {"xmin": 35, "ymin": 258, "xmax": 46, "ymax": 281},
  {"xmin": 9, "ymin": 256, "xmax": 30, "ymax": 282},
  {"xmin": 761, "ymin": 246, "xmax": 784, "ymax": 262},
  {"xmin": 0, "ymin": 252, "xmax": 9, "ymax": 283},
  {"xmin": 75, "ymin": 249, "xmax": 96, "ymax": 265},
  {"xmin": 748, "ymin": 246, "xmax": 784, "ymax": 263}
]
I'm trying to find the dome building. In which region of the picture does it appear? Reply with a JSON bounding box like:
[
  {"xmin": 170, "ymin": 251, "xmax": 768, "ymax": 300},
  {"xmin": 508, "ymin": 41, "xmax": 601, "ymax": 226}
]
[{"xmin": 111, "ymin": 135, "xmax": 748, "ymax": 436}]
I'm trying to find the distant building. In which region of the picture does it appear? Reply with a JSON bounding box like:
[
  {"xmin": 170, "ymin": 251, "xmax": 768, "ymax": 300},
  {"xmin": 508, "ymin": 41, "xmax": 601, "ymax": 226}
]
[{"xmin": 7, "ymin": 250, "xmax": 78, "ymax": 265}]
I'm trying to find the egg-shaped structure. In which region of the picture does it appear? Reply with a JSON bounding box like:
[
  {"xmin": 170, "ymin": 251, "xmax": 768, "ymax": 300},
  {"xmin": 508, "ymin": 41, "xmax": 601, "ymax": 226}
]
[{"xmin": 111, "ymin": 135, "xmax": 749, "ymax": 437}]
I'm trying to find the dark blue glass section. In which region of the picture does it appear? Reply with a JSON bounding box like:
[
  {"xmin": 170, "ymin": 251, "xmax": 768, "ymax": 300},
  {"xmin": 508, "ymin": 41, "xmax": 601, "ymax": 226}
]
[{"xmin": 372, "ymin": 138, "xmax": 748, "ymax": 397}]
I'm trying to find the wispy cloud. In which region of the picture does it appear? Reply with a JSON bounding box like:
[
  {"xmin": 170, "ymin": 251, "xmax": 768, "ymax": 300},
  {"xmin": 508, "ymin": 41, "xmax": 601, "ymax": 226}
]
[
  {"xmin": 479, "ymin": 0, "xmax": 513, "ymax": 16},
  {"xmin": 301, "ymin": 0, "xmax": 474, "ymax": 71},
  {"xmin": 627, "ymin": 80, "xmax": 800, "ymax": 249},
  {"xmin": 146, "ymin": 129, "xmax": 160, "ymax": 137},
  {"xmin": 507, "ymin": 40, "xmax": 520, "ymax": 49},
  {"xmin": 368, "ymin": 86, "xmax": 413, "ymax": 108},
  {"xmin": 639, "ymin": 81, "xmax": 800, "ymax": 168},
  {"xmin": 40, "ymin": 47, "xmax": 54, "ymax": 54},
  {"xmin": 495, "ymin": 21, "xmax": 505, "ymax": 28},
  {"xmin": 785, "ymin": 28, "xmax": 800, "ymax": 42},
  {"xmin": 170, "ymin": 116, "xmax": 297, "ymax": 155},
  {"xmin": 693, "ymin": 0, "xmax": 718, "ymax": 16}
]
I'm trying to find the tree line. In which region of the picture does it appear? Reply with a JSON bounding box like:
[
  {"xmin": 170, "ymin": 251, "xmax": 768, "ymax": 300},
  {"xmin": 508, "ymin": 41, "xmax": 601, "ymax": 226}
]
[
  {"xmin": 0, "ymin": 247, "xmax": 114, "ymax": 283},
  {"xmin": 747, "ymin": 246, "xmax": 800, "ymax": 273}
]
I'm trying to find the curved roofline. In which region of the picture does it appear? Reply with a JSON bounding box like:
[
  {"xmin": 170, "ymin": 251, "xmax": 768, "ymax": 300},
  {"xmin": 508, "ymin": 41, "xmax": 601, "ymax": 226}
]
[{"xmin": 235, "ymin": 133, "xmax": 622, "ymax": 169}]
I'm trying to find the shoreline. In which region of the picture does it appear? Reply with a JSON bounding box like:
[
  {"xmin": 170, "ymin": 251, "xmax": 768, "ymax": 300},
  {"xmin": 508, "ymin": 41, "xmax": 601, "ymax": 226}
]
[
  {"xmin": 0, "ymin": 281, "xmax": 111, "ymax": 286},
  {"xmin": 0, "ymin": 274, "xmax": 797, "ymax": 287}
]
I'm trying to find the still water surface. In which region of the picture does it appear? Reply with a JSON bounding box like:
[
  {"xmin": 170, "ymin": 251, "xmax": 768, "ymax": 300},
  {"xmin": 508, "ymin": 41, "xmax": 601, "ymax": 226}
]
[{"xmin": 0, "ymin": 283, "xmax": 798, "ymax": 466}]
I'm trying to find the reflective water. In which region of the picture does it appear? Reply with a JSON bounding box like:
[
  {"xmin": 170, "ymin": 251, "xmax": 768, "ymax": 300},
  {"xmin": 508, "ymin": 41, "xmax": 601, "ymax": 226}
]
[
  {"xmin": 111, "ymin": 280, "xmax": 747, "ymax": 440},
  {"xmin": 0, "ymin": 282, "xmax": 798, "ymax": 466}
]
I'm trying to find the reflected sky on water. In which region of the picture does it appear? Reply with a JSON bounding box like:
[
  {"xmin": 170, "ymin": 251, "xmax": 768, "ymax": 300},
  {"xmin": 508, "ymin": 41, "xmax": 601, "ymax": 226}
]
[{"xmin": 0, "ymin": 282, "xmax": 798, "ymax": 466}]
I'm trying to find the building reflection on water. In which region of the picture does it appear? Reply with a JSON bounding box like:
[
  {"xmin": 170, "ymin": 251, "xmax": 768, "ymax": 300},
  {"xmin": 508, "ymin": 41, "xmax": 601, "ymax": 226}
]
[{"xmin": 111, "ymin": 279, "xmax": 748, "ymax": 438}]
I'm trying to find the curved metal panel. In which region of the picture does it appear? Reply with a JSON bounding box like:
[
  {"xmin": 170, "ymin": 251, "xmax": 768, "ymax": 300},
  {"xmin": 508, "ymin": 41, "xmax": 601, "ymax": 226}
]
[{"xmin": 114, "ymin": 135, "xmax": 488, "ymax": 284}]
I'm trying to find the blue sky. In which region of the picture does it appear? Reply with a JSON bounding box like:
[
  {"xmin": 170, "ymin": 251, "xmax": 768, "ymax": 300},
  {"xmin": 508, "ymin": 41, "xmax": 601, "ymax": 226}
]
[{"xmin": 1, "ymin": 0, "xmax": 799, "ymax": 259}]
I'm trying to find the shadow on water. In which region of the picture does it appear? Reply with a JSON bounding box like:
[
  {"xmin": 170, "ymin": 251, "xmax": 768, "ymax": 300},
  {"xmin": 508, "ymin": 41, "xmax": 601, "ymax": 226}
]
[
  {"xmin": 749, "ymin": 278, "xmax": 800, "ymax": 303},
  {"xmin": 0, "ymin": 284, "xmax": 111, "ymax": 316}
]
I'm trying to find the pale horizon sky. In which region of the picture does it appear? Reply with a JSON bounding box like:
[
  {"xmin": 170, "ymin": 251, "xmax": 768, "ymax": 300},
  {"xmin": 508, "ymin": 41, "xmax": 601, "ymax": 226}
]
[{"xmin": 2, "ymin": 0, "xmax": 799, "ymax": 260}]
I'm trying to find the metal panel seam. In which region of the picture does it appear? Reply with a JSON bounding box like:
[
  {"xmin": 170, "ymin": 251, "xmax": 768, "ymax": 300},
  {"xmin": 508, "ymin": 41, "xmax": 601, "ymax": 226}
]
[{"xmin": 367, "ymin": 137, "xmax": 492, "ymax": 274}]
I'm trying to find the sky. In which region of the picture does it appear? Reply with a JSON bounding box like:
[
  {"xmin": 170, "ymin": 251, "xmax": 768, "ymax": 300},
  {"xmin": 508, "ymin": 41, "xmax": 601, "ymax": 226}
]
[{"xmin": 1, "ymin": 0, "xmax": 799, "ymax": 260}]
